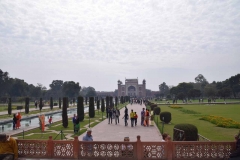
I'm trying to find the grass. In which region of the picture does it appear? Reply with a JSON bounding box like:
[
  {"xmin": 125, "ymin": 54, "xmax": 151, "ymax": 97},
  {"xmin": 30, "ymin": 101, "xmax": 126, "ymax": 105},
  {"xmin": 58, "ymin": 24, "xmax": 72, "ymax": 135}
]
[
  {"xmin": 150, "ymin": 104, "xmax": 240, "ymax": 141},
  {"xmin": 152, "ymin": 98, "xmax": 240, "ymax": 104},
  {"xmin": 14, "ymin": 102, "xmax": 128, "ymax": 140}
]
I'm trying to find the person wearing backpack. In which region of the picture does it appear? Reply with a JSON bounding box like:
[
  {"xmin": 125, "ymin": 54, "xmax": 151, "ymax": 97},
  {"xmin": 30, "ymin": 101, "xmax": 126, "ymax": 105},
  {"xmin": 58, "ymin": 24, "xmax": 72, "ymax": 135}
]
[{"xmin": 115, "ymin": 108, "xmax": 120, "ymax": 124}]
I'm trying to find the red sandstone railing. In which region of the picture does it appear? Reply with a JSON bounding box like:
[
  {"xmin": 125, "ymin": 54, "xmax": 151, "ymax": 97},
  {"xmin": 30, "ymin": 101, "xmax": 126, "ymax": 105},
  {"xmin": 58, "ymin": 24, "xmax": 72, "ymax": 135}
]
[{"xmin": 17, "ymin": 136, "xmax": 236, "ymax": 160}]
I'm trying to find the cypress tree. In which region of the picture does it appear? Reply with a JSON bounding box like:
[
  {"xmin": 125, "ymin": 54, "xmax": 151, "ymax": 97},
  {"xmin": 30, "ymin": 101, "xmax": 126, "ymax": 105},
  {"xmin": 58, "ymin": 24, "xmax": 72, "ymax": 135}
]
[
  {"xmin": 8, "ymin": 98, "xmax": 12, "ymax": 116},
  {"xmin": 115, "ymin": 97, "xmax": 118, "ymax": 107},
  {"xmin": 101, "ymin": 98, "xmax": 105, "ymax": 112},
  {"xmin": 67, "ymin": 97, "xmax": 69, "ymax": 108},
  {"xmin": 39, "ymin": 98, "xmax": 43, "ymax": 111},
  {"xmin": 25, "ymin": 97, "xmax": 29, "ymax": 114},
  {"xmin": 110, "ymin": 96, "xmax": 113, "ymax": 107},
  {"xmin": 59, "ymin": 97, "xmax": 61, "ymax": 109},
  {"xmin": 77, "ymin": 96, "xmax": 84, "ymax": 121},
  {"xmin": 89, "ymin": 97, "xmax": 95, "ymax": 118},
  {"xmin": 106, "ymin": 96, "xmax": 109, "ymax": 108},
  {"xmin": 62, "ymin": 97, "xmax": 68, "ymax": 128},
  {"xmin": 50, "ymin": 97, "xmax": 53, "ymax": 110},
  {"xmin": 85, "ymin": 97, "xmax": 87, "ymax": 105},
  {"xmin": 97, "ymin": 100, "xmax": 100, "ymax": 114}
]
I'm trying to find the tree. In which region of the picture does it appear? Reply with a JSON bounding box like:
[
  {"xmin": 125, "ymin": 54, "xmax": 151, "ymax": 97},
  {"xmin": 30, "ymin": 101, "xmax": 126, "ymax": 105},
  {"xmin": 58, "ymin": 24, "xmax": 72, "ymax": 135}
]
[
  {"xmin": 106, "ymin": 96, "xmax": 110, "ymax": 108},
  {"xmin": 85, "ymin": 87, "xmax": 97, "ymax": 97},
  {"xmin": 8, "ymin": 98, "xmax": 11, "ymax": 116},
  {"xmin": 204, "ymin": 87, "xmax": 217, "ymax": 98},
  {"xmin": 50, "ymin": 97, "xmax": 53, "ymax": 110},
  {"xmin": 49, "ymin": 80, "xmax": 63, "ymax": 99},
  {"xmin": 77, "ymin": 96, "xmax": 84, "ymax": 121},
  {"xmin": 101, "ymin": 98, "xmax": 105, "ymax": 112},
  {"xmin": 177, "ymin": 92, "xmax": 185, "ymax": 100},
  {"xmin": 39, "ymin": 98, "xmax": 43, "ymax": 111},
  {"xmin": 218, "ymin": 87, "xmax": 232, "ymax": 100},
  {"xmin": 0, "ymin": 69, "xmax": 9, "ymax": 96},
  {"xmin": 62, "ymin": 81, "xmax": 81, "ymax": 98},
  {"xmin": 228, "ymin": 74, "xmax": 240, "ymax": 97},
  {"xmin": 195, "ymin": 74, "xmax": 209, "ymax": 95},
  {"xmin": 97, "ymin": 100, "xmax": 100, "ymax": 114},
  {"xmin": 159, "ymin": 82, "xmax": 170, "ymax": 97},
  {"xmin": 59, "ymin": 97, "xmax": 61, "ymax": 109},
  {"xmin": 25, "ymin": 97, "xmax": 29, "ymax": 114},
  {"xmin": 62, "ymin": 97, "xmax": 68, "ymax": 128},
  {"xmin": 115, "ymin": 97, "xmax": 118, "ymax": 106},
  {"xmin": 188, "ymin": 89, "xmax": 201, "ymax": 99},
  {"xmin": 89, "ymin": 97, "xmax": 95, "ymax": 118}
]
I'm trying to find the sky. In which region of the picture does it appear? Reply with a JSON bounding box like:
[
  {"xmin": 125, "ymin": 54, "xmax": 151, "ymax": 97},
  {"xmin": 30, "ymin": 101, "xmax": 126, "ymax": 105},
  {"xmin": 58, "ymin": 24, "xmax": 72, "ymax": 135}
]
[{"xmin": 0, "ymin": 0, "xmax": 240, "ymax": 91}]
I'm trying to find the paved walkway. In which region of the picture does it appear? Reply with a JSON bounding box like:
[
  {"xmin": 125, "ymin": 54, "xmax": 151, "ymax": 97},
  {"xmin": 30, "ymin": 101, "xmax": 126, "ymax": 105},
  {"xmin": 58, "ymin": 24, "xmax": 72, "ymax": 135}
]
[{"xmin": 78, "ymin": 103, "xmax": 163, "ymax": 142}]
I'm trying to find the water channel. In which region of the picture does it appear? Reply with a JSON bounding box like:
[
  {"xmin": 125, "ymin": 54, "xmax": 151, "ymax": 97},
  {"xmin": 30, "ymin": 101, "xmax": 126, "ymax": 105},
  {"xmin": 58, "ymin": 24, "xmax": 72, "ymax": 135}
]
[{"xmin": 0, "ymin": 106, "xmax": 98, "ymax": 133}]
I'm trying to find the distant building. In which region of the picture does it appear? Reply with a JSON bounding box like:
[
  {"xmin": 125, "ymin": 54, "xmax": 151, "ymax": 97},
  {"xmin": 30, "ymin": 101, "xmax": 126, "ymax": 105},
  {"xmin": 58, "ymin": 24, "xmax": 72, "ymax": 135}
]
[{"xmin": 117, "ymin": 78, "xmax": 146, "ymax": 98}]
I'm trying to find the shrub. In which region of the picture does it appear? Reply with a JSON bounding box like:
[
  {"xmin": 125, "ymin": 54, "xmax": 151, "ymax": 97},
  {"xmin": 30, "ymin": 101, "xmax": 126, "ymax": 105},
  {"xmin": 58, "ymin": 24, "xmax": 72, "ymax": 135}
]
[
  {"xmin": 174, "ymin": 123, "xmax": 198, "ymax": 141},
  {"xmin": 25, "ymin": 97, "xmax": 29, "ymax": 114},
  {"xmin": 97, "ymin": 100, "xmax": 100, "ymax": 110},
  {"xmin": 77, "ymin": 96, "xmax": 84, "ymax": 121},
  {"xmin": 50, "ymin": 97, "xmax": 53, "ymax": 110},
  {"xmin": 8, "ymin": 98, "xmax": 12, "ymax": 116},
  {"xmin": 150, "ymin": 104, "xmax": 157, "ymax": 111},
  {"xmin": 89, "ymin": 97, "xmax": 95, "ymax": 118},
  {"xmin": 160, "ymin": 112, "xmax": 171, "ymax": 123},
  {"xmin": 154, "ymin": 107, "xmax": 161, "ymax": 115},
  {"xmin": 62, "ymin": 97, "xmax": 68, "ymax": 128}
]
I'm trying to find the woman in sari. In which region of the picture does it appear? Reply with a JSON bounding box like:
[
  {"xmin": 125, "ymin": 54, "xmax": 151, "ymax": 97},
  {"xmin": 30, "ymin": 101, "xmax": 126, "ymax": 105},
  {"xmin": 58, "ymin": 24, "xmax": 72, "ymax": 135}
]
[{"xmin": 16, "ymin": 112, "xmax": 21, "ymax": 129}]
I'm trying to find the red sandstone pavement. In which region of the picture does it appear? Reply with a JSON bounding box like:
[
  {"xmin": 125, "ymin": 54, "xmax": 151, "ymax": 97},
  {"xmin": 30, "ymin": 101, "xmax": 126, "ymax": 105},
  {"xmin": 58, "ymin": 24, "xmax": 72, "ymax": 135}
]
[{"xmin": 78, "ymin": 103, "xmax": 163, "ymax": 142}]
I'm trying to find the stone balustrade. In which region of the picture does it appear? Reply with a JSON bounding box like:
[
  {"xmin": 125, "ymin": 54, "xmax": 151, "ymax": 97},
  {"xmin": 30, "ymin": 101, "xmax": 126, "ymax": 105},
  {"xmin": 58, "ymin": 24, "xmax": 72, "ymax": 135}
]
[{"xmin": 17, "ymin": 136, "xmax": 235, "ymax": 160}]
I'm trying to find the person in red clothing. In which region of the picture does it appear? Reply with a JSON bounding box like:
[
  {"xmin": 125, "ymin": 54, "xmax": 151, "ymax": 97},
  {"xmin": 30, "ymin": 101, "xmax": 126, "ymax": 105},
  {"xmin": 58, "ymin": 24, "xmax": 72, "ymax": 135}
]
[
  {"xmin": 48, "ymin": 116, "xmax": 52, "ymax": 127},
  {"xmin": 145, "ymin": 109, "xmax": 150, "ymax": 127}
]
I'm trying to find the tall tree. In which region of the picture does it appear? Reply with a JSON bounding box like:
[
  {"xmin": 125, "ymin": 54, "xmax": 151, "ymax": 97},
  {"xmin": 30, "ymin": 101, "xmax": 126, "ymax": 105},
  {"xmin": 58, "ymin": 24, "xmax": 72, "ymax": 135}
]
[
  {"xmin": 8, "ymin": 98, "xmax": 11, "ymax": 116},
  {"xmin": 204, "ymin": 87, "xmax": 217, "ymax": 98},
  {"xmin": 115, "ymin": 97, "xmax": 118, "ymax": 106},
  {"xmin": 101, "ymin": 98, "xmax": 105, "ymax": 112},
  {"xmin": 62, "ymin": 97, "xmax": 68, "ymax": 128},
  {"xmin": 25, "ymin": 97, "xmax": 29, "ymax": 114},
  {"xmin": 159, "ymin": 82, "xmax": 170, "ymax": 97},
  {"xmin": 49, "ymin": 80, "xmax": 63, "ymax": 99},
  {"xmin": 89, "ymin": 97, "xmax": 95, "ymax": 118},
  {"xmin": 188, "ymin": 89, "xmax": 201, "ymax": 99},
  {"xmin": 106, "ymin": 96, "xmax": 110, "ymax": 108},
  {"xmin": 59, "ymin": 97, "xmax": 61, "ymax": 109},
  {"xmin": 195, "ymin": 74, "xmax": 209, "ymax": 95},
  {"xmin": 62, "ymin": 81, "xmax": 81, "ymax": 98},
  {"xmin": 77, "ymin": 96, "xmax": 84, "ymax": 121},
  {"xmin": 97, "ymin": 100, "xmax": 100, "ymax": 114},
  {"xmin": 50, "ymin": 97, "xmax": 53, "ymax": 110},
  {"xmin": 39, "ymin": 98, "xmax": 43, "ymax": 111}
]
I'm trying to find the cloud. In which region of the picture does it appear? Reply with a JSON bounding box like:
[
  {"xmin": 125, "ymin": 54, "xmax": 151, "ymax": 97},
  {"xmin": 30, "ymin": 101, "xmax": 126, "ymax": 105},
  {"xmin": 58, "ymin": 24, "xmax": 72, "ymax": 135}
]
[{"xmin": 0, "ymin": 0, "xmax": 240, "ymax": 90}]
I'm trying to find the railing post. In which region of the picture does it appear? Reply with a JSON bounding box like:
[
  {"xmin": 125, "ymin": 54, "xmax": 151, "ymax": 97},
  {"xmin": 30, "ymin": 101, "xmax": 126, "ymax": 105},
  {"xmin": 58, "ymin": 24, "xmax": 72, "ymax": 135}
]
[
  {"xmin": 73, "ymin": 136, "xmax": 79, "ymax": 159},
  {"xmin": 167, "ymin": 140, "xmax": 173, "ymax": 160},
  {"xmin": 136, "ymin": 135, "xmax": 141, "ymax": 160},
  {"xmin": 47, "ymin": 136, "xmax": 53, "ymax": 158}
]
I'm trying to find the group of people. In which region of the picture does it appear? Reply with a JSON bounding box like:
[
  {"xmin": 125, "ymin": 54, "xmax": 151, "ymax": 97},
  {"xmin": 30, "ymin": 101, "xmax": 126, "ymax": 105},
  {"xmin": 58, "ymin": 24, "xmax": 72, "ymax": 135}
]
[
  {"xmin": 12, "ymin": 112, "xmax": 21, "ymax": 130},
  {"xmin": 106, "ymin": 107, "xmax": 120, "ymax": 125}
]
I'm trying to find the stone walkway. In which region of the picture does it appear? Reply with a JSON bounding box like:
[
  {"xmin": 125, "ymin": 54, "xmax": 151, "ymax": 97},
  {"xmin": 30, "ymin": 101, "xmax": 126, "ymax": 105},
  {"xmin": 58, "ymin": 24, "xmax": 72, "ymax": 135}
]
[{"xmin": 78, "ymin": 103, "xmax": 163, "ymax": 142}]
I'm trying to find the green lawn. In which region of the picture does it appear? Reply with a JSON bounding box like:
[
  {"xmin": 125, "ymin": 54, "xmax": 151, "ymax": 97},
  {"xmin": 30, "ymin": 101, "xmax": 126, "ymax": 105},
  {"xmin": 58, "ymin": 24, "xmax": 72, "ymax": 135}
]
[
  {"xmin": 152, "ymin": 98, "xmax": 240, "ymax": 104},
  {"xmin": 150, "ymin": 104, "xmax": 240, "ymax": 141}
]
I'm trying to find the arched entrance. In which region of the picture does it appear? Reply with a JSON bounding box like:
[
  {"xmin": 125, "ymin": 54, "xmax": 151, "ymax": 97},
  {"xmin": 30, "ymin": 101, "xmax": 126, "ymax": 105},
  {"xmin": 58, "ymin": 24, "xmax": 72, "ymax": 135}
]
[{"xmin": 128, "ymin": 86, "xmax": 136, "ymax": 97}]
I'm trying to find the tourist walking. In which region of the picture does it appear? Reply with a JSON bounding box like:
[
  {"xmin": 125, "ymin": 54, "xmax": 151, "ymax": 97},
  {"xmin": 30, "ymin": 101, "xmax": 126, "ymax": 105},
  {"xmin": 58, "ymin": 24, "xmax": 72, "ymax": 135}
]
[
  {"xmin": 122, "ymin": 112, "xmax": 129, "ymax": 126},
  {"xmin": 108, "ymin": 108, "xmax": 113, "ymax": 124},
  {"xmin": 115, "ymin": 108, "xmax": 120, "ymax": 124},
  {"xmin": 145, "ymin": 109, "xmax": 150, "ymax": 127},
  {"xmin": 130, "ymin": 110, "xmax": 134, "ymax": 127},
  {"xmin": 141, "ymin": 108, "xmax": 145, "ymax": 126},
  {"xmin": 134, "ymin": 112, "xmax": 138, "ymax": 126},
  {"xmin": 48, "ymin": 116, "xmax": 52, "ymax": 127}
]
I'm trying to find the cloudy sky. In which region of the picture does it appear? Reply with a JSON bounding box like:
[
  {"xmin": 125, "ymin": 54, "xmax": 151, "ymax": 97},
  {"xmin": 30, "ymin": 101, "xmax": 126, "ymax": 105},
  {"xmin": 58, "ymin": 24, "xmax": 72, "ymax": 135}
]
[{"xmin": 0, "ymin": 0, "xmax": 239, "ymax": 91}]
